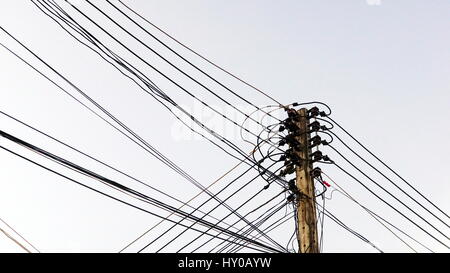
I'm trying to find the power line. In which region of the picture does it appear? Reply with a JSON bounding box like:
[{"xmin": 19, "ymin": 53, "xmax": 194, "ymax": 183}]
[
  {"xmin": 115, "ymin": 0, "xmax": 283, "ymax": 106},
  {"xmin": 329, "ymin": 130, "xmax": 449, "ymax": 228},
  {"xmin": 328, "ymin": 144, "xmax": 449, "ymax": 241},
  {"xmin": 2, "ymin": 1, "xmax": 445, "ymax": 254},
  {"xmin": 89, "ymin": 0, "xmax": 281, "ymax": 131},
  {"xmin": 0, "ymin": 110, "xmax": 243, "ymax": 237},
  {"xmin": 216, "ymin": 198, "xmax": 289, "ymax": 253},
  {"xmin": 331, "ymin": 161, "xmax": 450, "ymax": 249},
  {"xmin": 225, "ymin": 211, "xmax": 295, "ymax": 253},
  {"xmin": 174, "ymin": 188, "xmax": 287, "ymax": 253},
  {"xmin": 139, "ymin": 159, "xmax": 286, "ymax": 253},
  {"xmin": 327, "ymin": 116, "xmax": 450, "ymax": 221},
  {"xmin": 30, "ymin": 0, "xmax": 290, "ymax": 189},
  {"xmin": 0, "ymin": 227, "xmax": 32, "ymax": 253},
  {"xmin": 119, "ymin": 150, "xmax": 252, "ymax": 252},
  {"xmin": 0, "ymin": 27, "xmax": 271, "ymax": 240},
  {"xmin": 321, "ymin": 171, "xmax": 432, "ymax": 253},
  {"xmin": 0, "ymin": 217, "xmax": 39, "ymax": 253},
  {"xmin": 0, "ymin": 135, "xmax": 281, "ymax": 253},
  {"xmin": 316, "ymin": 202, "xmax": 383, "ymax": 253},
  {"xmin": 54, "ymin": 0, "xmax": 270, "ymax": 143}
]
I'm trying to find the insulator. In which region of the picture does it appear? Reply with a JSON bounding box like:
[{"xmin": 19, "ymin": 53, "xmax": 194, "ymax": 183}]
[
  {"xmin": 288, "ymin": 179, "xmax": 296, "ymax": 190},
  {"xmin": 284, "ymin": 147, "xmax": 294, "ymax": 156},
  {"xmin": 284, "ymin": 165, "xmax": 295, "ymax": 175},
  {"xmin": 285, "ymin": 134, "xmax": 300, "ymax": 146},
  {"xmin": 320, "ymin": 125, "xmax": 329, "ymax": 131},
  {"xmin": 322, "ymin": 155, "xmax": 332, "ymax": 162},
  {"xmin": 309, "ymin": 135, "xmax": 322, "ymax": 148},
  {"xmin": 308, "ymin": 106, "xmax": 320, "ymax": 118},
  {"xmin": 284, "ymin": 121, "xmax": 298, "ymax": 132},
  {"xmin": 309, "ymin": 121, "xmax": 321, "ymax": 132},
  {"xmin": 287, "ymin": 194, "xmax": 295, "ymax": 202},
  {"xmin": 287, "ymin": 109, "xmax": 297, "ymax": 118},
  {"xmin": 310, "ymin": 150, "xmax": 323, "ymax": 162},
  {"xmin": 311, "ymin": 167, "xmax": 322, "ymax": 178}
]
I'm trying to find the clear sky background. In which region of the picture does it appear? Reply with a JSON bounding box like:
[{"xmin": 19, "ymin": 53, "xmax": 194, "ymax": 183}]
[{"xmin": 0, "ymin": 0, "xmax": 449, "ymax": 253}]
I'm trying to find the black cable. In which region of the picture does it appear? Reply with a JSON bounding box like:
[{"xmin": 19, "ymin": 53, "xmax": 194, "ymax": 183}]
[
  {"xmin": 0, "ymin": 3, "xmax": 330, "ymax": 253},
  {"xmin": 88, "ymin": 0, "xmax": 281, "ymax": 131},
  {"xmin": 327, "ymin": 175, "xmax": 435, "ymax": 252},
  {"xmin": 0, "ymin": 145, "xmax": 276, "ymax": 253},
  {"xmin": 70, "ymin": 0, "xmax": 292, "ymax": 179},
  {"xmin": 30, "ymin": 0, "xmax": 251, "ymax": 164},
  {"xmin": 316, "ymin": 202, "xmax": 383, "ymax": 253},
  {"xmin": 0, "ymin": 110, "xmax": 239, "ymax": 231},
  {"xmin": 225, "ymin": 200, "xmax": 290, "ymax": 253},
  {"xmin": 329, "ymin": 130, "xmax": 449, "ymax": 228},
  {"xmin": 140, "ymin": 159, "xmax": 285, "ymax": 253},
  {"xmin": 54, "ymin": 0, "xmax": 289, "ymax": 169},
  {"xmin": 212, "ymin": 198, "xmax": 288, "ymax": 253},
  {"xmin": 0, "ymin": 36, "xmax": 243, "ymax": 216},
  {"xmin": 227, "ymin": 210, "xmax": 295, "ymax": 253},
  {"xmin": 329, "ymin": 144, "xmax": 449, "ymax": 241},
  {"xmin": 217, "ymin": 198, "xmax": 289, "ymax": 253},
  {"xmin": 58, "ymin": 0, "xmax": 274, "ymax": 145},
  {"xmin": 292, "ymin": 101, "xmax": 332, "ymax": 116},
  {"xmin": 0, "ymin": 132, "xmax": 280, "ymax": 253},
  {"xmin": 332, "ymin": 161, "xmax": 450, "ymax": 249},
  {"xmin": 36, "ymin": 0, "xmax": 169, "ymax": 101},
  {"xmin": 186, "ymin": 190, "xmax": 287, "ymax": 253},
  {"xmin": 327, "ymin": 116, "xmax": 450, "ymax": 221},
  {"xmin": 30, "ymin": 0, "xmax": 291, "ymax": 192},
  {"xmin": 172, "ymin": 186, "xmax": 276, "ymax": 253},
  {"xmin": 0, "ymin": 26, "xmax": 268, "ymax": 239},
  {"xmin": 0, "ymin": 26, "xmax": 196, "ymax": 187},
  {"xmin": 115, "ymin": 0, "xmax": 283, "ymax": 106},
  {"xmin": 106, "ymin": 0, "xmax": 282, "ymax": 123}
]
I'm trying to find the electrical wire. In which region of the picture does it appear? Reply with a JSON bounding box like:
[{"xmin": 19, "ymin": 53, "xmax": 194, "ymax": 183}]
[
  {"xmin": 115, "ymin": 0, "xmax": 283, "ymax": 106},
  {"xmin": 185, "ymin": 190, "xmax": 287, "ymax": 253},
  {"xmin": 321, "ymin": 171, "xmax": 430, "ymax": 253},
  {"xmin": 329, "ymin": 130, "xmax": 449, "ymax": 228},
  {"xmin": 0, "ymin": 27, "xmax": 269, "ymax": 241},
  {"xmin": 0, "ymin": 227, "xmax": 32, "ymax": 253},
  {"xmin": 329, "ymin": 144, "xmax": 449, "ymax": 242},
  {"xmin": 327, "ymin": 116, "xmax": 450, "ymax": 221},
  {"xmin": 228, "ymin": 211, "xmax": 295, "ymax": 253},
  {"xmin": 316, "ymin": 202, "xmax": 383, "ymax": 253},
  {"xmin": 29, "ymin": 0, "xmax": 291, "ymax": 192},
  {"xmin": 0, "ymin": 135, "xmax": 281, "ymax": 253},
  {"xmin": 0, "ymin": 146, "xmax": 276, "ymax": 253},
  {"xmin": 140, "ymin": 159, "xmax": 285, "ymax": 253},
  {"xmin": 331, "ymin": 160, "xmax": 450, "ymax": 249},
  {"xmin": 90, "ymin": 0, "xmax": 281, "ymax": 132},
  {"xmin": 218, "ymin": 199, "xmax": 289, "ymax": 253},
  {"xmin": 0, "ymin": 217, "xmax": 39, "ymax": 253},
  {"xmin": 0, "ymin": 110, "xmax": 240, "ymax": 239}
]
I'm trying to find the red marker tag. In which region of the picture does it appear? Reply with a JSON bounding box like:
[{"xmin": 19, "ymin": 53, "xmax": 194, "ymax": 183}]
[{"xmin": 322, "ymin": 181, "xmax": 331, "ymax": 187}]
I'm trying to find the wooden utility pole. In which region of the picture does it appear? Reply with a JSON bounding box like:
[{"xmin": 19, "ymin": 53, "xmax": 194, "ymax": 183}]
[{"xmin": 295, "ymin": 108, "xmax": 319, "ymax": 253}]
